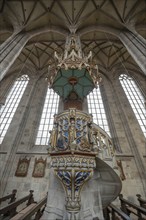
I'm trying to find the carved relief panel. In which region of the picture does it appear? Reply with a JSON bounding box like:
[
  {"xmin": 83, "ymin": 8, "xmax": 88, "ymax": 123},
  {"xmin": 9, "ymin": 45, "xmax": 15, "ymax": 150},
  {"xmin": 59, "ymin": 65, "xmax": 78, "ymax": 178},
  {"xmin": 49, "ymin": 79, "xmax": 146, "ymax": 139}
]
[{"xmin": 50, "ymin": 109, "xmax": 93, "ymax": 152}]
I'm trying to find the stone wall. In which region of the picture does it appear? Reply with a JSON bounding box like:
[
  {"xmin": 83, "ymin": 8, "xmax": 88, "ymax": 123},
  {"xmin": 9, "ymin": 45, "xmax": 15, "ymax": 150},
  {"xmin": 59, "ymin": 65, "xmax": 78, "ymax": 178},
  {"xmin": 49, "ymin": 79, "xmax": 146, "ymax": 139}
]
[
  {"xmin": 5, "ymin": 154, "xmax": 50, "ymax": 201},
  {"xmin": 101, "ymin": 72, "xmax": 146, "ymax": 200}
]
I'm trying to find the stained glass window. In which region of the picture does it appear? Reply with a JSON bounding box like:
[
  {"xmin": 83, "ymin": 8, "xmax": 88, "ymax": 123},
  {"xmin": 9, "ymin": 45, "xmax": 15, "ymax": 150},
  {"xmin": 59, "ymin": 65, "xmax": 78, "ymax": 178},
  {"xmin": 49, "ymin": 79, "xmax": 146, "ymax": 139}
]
[
  {"xmin": 0, "ymin": 75, "xmax": 29, "ymax": 144},
  {"xmin": 87, "ymin": 87, "xmax": 110, "ymax": 135},
  {"xmin": 119, "ymin": 74, "xmax": 146, "ymax": 137},
  {"xmin": 35, "ymin": 88, "xmax": 59, "ymax": 145}
]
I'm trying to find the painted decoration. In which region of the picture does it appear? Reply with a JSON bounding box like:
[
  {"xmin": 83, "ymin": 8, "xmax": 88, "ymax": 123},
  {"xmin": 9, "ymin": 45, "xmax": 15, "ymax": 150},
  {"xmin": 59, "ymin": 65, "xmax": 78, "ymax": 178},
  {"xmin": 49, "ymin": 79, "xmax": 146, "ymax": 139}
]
[
  {"xmin": 32, "ymin": 157, "xmax": 46, "ymax": 177},
  {"xmin": 15, "ymin": 157, "xmax": 30, "ymax": 177}
]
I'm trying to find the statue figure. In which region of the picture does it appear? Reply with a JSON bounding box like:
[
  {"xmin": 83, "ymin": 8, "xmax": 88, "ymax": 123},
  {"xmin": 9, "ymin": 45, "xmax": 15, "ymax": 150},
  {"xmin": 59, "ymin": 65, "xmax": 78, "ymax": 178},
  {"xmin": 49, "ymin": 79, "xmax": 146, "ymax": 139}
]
[
  {"xmin": 57, "ymin": 131, "xmax": 66, "ymax": 150},
  {"xmin": 70, "ymin": 139, "xmax": 77, "ymax": 151},
  {"xmin": 92, "ymin": 133, "xmax": 99, "ymax": 153},
  {"xmin": 69, "ymin": 118, "xmax": 76, "ymax": 145},
  {"xmin": 49, "ymin": 124, "xmax": 58, "ymax": 149},
  {"xmin": 103, "ymin": 144, "xmax": 109, "ymax": 158},
  {"xmin": 79, "ymin": 136, "xmax": 90, "ymax": 152},
  {"xmin": 88, "ymin": 123, "xmax": 94, "ymax": 144}
]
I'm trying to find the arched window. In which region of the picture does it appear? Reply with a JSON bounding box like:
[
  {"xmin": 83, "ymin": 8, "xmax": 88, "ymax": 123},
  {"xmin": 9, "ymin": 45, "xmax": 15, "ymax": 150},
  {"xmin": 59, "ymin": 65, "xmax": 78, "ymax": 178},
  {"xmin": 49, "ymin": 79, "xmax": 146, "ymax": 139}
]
[
  {"xmin": 87, "ymin": 87, "xmax": 110, "ymax": 136},
  {"xmin": 119, "ymin": 74, "xmax": 146, "ymax": 137},
  {"xmin": 35, "ymin": 88, "xmax": 59, "ymax": 145},
  {"xmin": 0, "ymin": 75, "xmax": 29, "ymax": 144}
]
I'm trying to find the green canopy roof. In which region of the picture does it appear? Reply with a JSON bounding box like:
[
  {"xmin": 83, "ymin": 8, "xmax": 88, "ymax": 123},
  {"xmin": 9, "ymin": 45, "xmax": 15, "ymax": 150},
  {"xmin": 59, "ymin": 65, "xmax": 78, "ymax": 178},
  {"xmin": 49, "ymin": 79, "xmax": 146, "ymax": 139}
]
[{"xmin": 52, "ymin": 68, "xmax": 95, "ymax": 100}]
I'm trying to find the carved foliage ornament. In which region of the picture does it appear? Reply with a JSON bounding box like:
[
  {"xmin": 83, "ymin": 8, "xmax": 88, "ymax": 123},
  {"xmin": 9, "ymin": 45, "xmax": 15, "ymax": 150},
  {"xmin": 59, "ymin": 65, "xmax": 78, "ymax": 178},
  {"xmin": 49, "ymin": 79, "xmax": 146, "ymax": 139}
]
[{"xmin": 55, "ymin": 169, "xmax": 93, "ymax": 211}]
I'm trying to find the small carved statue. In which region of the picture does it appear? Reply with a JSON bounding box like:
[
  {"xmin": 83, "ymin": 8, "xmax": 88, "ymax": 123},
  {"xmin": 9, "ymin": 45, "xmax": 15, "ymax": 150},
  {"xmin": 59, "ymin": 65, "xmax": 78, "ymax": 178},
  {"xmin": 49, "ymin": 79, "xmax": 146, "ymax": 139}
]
[
  {"xmin": 49, "ymin": 124, "xmax": 58, "ymax": 149},
  {"xmin": 103, "ymin": 144, "xmax": 109, "ymax": 158},
  {"xmin": 69, "ymin": 118, "xmax": 76, "ymax": 145},
  {"xmin": 70, "ymin": 139, "xmax": 77, "ymax": 151},
  {"xmin": 79, "ymin": 136, "xmax": 90, "ymax": 152},
  {"xmin": 57, "ymin": 131, "xmax": 66, "ymax": 150}
]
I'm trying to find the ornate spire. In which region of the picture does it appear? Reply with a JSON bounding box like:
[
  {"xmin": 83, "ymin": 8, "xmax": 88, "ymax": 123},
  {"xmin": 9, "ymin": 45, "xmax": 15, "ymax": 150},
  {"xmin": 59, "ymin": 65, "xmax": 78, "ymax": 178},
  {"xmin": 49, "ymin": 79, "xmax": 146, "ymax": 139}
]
[
  {"xmin": 48, "ymin": 34, "xmax": 101, "ymax": 89},
  {"xmin": 54, "ymin": 35, "xmax": 92, "ymax": 69}
]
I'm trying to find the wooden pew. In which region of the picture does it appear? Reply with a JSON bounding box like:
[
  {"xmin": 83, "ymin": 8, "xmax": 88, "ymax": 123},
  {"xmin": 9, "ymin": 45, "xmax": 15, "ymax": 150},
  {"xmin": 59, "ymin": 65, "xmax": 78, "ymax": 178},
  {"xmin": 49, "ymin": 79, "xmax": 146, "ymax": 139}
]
[
  {"xmin": 136, "ymin": 194, "xmax": 146, "ymax": 209},
  {"xmin": 0, "ymin": 190, "xmax": 34, "ymax": 218},
  {"xmin": 10, "ymin": 195, "xmax": 47, "ymax": 220},
  {"xmin": 0, "ymin": 189, "xmax": 17, "ymax": 205}
]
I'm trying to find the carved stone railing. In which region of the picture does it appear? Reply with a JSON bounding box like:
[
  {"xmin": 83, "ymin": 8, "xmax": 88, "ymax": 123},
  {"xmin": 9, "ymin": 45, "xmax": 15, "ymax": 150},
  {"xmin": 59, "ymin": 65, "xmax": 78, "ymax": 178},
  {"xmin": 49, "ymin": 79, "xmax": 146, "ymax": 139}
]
[{"xmin": 91, "ymin": 123, "xmax": 117, "ymax": 168}]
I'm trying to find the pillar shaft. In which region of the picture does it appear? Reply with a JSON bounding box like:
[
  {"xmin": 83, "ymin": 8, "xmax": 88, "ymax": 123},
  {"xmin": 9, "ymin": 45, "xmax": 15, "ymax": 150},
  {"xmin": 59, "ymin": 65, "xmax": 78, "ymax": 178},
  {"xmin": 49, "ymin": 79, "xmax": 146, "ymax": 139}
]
[
  {"xmin": 119, "ymin": 30, "xmax": 146, "ymax": 75},
  {"xmin": 0, "ymin": 32, "xmax": 30, "ymax": 81}
]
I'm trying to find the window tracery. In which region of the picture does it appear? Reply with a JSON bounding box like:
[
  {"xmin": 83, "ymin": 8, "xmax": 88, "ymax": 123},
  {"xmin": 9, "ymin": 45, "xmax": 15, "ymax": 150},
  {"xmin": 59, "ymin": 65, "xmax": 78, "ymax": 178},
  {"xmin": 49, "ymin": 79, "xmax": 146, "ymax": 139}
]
[
  {"xmin": 35, "ymin": 88, "xmax": 59, "ymax": 145},
  {"xmin": 87, "ymin": 87, "xmax": 110, "ymax": 136},
  {"xmin": 119, "ymin": 74, "xmax": 146, "ymax": 137},
  {"xmin": 0, "ymin": 75, "xmax": 29, "ymax": 144}
]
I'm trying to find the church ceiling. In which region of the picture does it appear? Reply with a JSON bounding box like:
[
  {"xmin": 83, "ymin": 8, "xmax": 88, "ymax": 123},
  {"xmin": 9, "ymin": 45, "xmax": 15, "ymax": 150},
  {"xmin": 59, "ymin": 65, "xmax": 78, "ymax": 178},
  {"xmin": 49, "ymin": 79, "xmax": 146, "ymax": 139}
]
[{"xmin": 0, "ymin": 0, "xmax": 146, "ymax": 76}]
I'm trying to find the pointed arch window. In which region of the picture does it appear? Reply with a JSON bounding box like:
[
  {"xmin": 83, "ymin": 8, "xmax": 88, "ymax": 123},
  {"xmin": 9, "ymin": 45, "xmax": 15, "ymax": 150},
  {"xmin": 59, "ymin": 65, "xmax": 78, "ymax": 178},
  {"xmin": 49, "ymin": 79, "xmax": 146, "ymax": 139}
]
[
  {"xmin": 0, "ymin": 75, "xmax": 29, "ymax": 144},
  {"xmin": 87, "ymin": 87, "xmax": 110, "ymax": 136},
  {"xmin": 119, "ymin": 74, "xmax": 146, "ymax": 137},
  {"xmin": 35, "ymin": 88, "xmax": 59, "ymax": 145}
]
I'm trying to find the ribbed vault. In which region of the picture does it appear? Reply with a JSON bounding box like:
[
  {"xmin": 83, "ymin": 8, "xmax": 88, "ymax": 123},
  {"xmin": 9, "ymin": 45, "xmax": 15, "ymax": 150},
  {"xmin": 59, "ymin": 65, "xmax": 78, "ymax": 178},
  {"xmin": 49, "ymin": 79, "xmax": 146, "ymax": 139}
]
[{"xmin": 0, "ymin": 0, "xmax": 146, "ymax": 77}]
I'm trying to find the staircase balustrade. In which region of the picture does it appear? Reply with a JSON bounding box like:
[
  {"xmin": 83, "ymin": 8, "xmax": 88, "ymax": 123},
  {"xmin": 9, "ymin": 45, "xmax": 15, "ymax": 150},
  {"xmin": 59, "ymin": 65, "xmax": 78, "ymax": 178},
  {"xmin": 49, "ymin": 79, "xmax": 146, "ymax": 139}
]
[
  {"xmin": 119, "ymin": 194, "xmax": 146, "ymax": 219},
  {"xmin": 104, "ymin": 204, "xmax": 131, "ymax": 220},
  {"xmin": 108, "ymin": 204, "xmax": 132, "ymax": 220}
]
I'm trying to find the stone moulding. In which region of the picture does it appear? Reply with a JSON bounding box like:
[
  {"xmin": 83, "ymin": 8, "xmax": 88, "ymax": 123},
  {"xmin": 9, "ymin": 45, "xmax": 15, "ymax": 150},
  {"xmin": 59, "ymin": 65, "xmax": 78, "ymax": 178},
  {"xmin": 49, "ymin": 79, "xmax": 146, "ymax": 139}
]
[{"xmin": 51, "ymin": 153, "xmax": 96, "ymax": 169}]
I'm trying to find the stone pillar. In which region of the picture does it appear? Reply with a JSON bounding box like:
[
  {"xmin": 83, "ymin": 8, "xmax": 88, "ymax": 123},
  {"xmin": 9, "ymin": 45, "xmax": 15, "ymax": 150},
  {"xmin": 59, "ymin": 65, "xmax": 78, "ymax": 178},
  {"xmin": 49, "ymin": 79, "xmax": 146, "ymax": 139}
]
[
  {"xmin": 0, "ymin": 32, "xmax": 30, "ymax": 81},
  {"xmin": 118, "ymin": 30, "xmax": 146, "ymax": 75},
  {"xmin": 42, "ymin": 168, "xmax": 65, "ymax": 220}
]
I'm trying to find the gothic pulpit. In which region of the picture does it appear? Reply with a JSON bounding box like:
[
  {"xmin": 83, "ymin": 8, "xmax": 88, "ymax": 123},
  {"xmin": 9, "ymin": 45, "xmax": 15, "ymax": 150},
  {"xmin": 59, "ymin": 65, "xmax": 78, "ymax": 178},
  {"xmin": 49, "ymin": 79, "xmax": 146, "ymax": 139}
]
[{"xmin": 42, "ymin": 35, "xmax": 121, "ymax": 220}]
